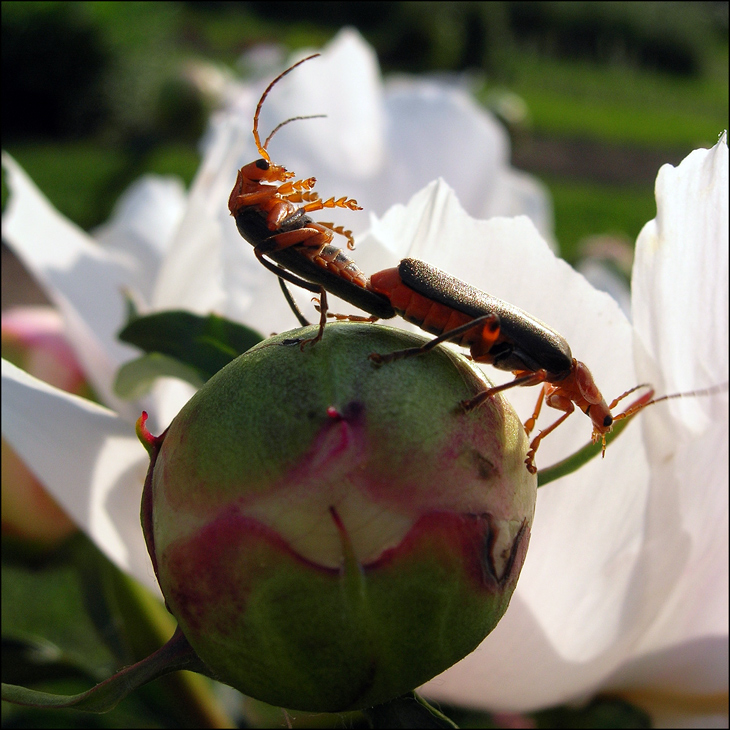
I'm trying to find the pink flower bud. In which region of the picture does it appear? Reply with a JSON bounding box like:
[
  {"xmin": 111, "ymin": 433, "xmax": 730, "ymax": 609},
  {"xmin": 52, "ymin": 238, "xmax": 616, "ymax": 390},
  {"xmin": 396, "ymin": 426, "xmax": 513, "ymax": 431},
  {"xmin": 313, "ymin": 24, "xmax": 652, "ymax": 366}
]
[
  {"xmin": 2, "ymin": 307, "xmax": 85, "ymax": 545},
  {"xmin": 140, "ymin": 323, "xmax": 536, "ymax": 711}
]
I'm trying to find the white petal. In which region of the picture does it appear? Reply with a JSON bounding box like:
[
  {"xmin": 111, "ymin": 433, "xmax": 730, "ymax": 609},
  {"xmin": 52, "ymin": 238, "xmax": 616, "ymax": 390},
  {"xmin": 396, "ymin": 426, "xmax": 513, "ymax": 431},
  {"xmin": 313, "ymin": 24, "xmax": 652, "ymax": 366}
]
[
  {"xmin": 151, "ymin": 122, "xmax": 241, "ymax": 314},
  {"xmin": 2, "ymin": 153, "xmax": 140, "ymax": 418},
  {"xmin": 93, "ymin": 175, "xmax": 187, "ymax": 303},
  {"xmin": 1, "ymin": 359, "xmax": 157, "ymax": 593},
  {"xmin": 273, "ymin": 28, "xmax": 385, "ymax": 176},
  {"xmin": 605, "ymin": 428, "xmax": 728, "ymax": 696},
  {"xmin": 422, "ymin": 139, "xmax": 728, "ymax": 709},
  {"xmin": 632, "ymin": 135, "xmax": 728, "ymax": 432},
  {"xmin": 616, "ymin": 135, "xmax": 729, "ymax": 685}
]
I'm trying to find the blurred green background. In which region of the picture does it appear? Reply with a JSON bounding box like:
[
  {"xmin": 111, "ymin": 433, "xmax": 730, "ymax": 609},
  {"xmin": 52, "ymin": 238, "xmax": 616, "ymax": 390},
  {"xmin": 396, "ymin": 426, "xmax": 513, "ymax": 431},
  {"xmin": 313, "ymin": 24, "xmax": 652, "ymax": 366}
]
[{"xmin": 2, "ymin": 1, "xmax": 727, "ymax": 262}]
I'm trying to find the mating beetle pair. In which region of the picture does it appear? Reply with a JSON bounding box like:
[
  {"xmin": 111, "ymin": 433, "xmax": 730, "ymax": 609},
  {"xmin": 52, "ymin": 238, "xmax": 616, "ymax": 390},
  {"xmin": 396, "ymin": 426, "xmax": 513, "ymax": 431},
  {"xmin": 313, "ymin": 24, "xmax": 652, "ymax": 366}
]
[{"xmin": 228, "ymin": 54, "xmax": 721, "ymax": 474}]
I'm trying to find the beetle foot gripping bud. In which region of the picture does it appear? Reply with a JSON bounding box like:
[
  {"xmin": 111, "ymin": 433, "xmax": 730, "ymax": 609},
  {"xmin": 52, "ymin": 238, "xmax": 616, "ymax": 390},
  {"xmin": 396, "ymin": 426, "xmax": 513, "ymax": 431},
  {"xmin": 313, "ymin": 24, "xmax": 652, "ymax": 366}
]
[{"xmin": 139, "ymin": 322, "xmax": 536, "ymax": 712}]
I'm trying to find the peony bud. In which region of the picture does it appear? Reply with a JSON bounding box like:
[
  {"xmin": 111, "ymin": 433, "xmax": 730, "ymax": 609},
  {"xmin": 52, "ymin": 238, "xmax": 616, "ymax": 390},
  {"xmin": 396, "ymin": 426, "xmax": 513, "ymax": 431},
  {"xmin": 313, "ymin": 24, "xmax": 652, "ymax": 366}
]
[
  {"xmin": 2, "ymin": 306, "xmax": 87, "ymax": 545},
  {"xmin": 139, "ymin": 322, "xmax": 536, "ymax": 712}
]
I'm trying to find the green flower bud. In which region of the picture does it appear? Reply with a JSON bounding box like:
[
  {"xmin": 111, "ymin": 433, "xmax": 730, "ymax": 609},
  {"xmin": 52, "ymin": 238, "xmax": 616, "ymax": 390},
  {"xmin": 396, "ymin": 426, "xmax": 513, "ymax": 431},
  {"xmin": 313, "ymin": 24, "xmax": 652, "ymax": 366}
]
[{"xmin": 139, "ymin": 322, "xmax": 536, "ymax": 712}]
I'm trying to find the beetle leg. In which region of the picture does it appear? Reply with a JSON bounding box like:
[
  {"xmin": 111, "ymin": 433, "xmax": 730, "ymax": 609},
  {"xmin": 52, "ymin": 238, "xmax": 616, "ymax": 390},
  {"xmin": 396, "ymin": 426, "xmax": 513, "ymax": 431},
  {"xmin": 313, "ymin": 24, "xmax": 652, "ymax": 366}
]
[
  {"xmin": 278, "ymin": 276, "xmax": 310, "ymax": 327},
  {"xmin": 229, "ymin": 186, "xmax": 280, "ymax": 212},
  {"xmin": 255, "ymin": 249, "xmax": 322, "ymax": 294},
  {"xmin": 522, "ymin": 388, "xmax": 579, "ymax": 472},
  {"xmin": 369, "ymin": 313, "xmax": 501, "ymax": 365},
  {"xmin": 460, "ymin": 369, "xmax": 548, "ymax": 412},
  {"xmin": 524, "ymin": 407, "xmax": 574, "ymax": 474},
  {"xmin": 298, "ymin": 289, "xmax": 328, "ymax": 350},
  {"xmin": 255, "ymin": 252, "xmax": 327, "ymax": 348},
  {"xmin": 524, "ymin": 384, "xmax": 548, "ymax": 436},
  {"xmin": 317, "ymin": 221, "xmax": 357, "ymax": 250},
  {"xmin": 312, "ymin": 299, "xmax": 378, "ymax": 323},
  {"xmin": 260, "ymin": 226, "xmax": 333, "ymax": 253}
]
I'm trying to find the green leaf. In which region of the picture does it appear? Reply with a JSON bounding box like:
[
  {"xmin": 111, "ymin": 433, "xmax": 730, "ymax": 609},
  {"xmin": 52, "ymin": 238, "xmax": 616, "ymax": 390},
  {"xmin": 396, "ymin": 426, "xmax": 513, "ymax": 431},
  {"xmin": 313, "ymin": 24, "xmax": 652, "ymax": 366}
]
[
  {"xmin": 1, "ymin": 535, "xmax": 233, "ymax": 726},
  {"xmin": 2, "ymin": 537, "xmax": 122, "ymax": 682},
  {"xmin": 364, "ymin": 691, "xmax": 459, "ymax": 728},
  {"xmin": 121, "ymin": 288, "xmax": 139, "ymax": 324},
  {"xmin": 118, "ymin": 310, "xmax": 264, "ymax": 382},
  {"xmin": 114, "ymin": 353, "xmax": 205, "ymax": 399}
]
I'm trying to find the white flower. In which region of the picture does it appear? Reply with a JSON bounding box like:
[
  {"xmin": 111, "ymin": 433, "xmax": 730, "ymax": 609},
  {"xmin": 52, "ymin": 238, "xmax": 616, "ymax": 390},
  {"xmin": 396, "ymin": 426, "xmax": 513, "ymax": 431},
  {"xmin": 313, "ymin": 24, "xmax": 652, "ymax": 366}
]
[
  {"xmin": 421, "ymin": 134, "xmax": 728, "ymax": 726},
  {"xmin": 1, "ymin": 25, "xmax": 727, "ymax": 725}
]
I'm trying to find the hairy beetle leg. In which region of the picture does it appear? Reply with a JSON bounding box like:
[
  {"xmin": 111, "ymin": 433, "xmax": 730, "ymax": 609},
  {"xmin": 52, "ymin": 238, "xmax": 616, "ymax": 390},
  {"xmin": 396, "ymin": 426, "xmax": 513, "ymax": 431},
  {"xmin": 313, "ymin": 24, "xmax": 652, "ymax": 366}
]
[{"xmin": 369, "ymin": 313, "xmax": 501, "ymax": 366}]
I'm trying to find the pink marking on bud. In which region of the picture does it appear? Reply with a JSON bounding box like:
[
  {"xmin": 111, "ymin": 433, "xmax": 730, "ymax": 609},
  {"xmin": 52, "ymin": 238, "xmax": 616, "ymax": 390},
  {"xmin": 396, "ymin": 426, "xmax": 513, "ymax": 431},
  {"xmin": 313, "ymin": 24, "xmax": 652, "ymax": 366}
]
[{"xmin": 290, "ymin": 403, "xmax": 367, "ymax": 483}]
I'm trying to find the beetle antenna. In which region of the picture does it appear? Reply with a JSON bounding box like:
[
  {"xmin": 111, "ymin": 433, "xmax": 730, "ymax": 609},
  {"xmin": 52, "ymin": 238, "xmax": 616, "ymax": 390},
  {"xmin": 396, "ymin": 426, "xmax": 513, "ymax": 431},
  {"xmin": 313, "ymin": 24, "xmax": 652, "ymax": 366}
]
[
  {"xmin": 263, "ymin": 114, "xmax": 327, "ymax": 151},
  {"xmin": 612, "ymin": 382, "xmax": 728, "ymax": 424},
  {"xmin": 607, "ymin": 383, "xmax": 652, "ymax": 411},
  {"xmin": 253, "ymin": 53, "xmax": 321, "ymax": 162}
]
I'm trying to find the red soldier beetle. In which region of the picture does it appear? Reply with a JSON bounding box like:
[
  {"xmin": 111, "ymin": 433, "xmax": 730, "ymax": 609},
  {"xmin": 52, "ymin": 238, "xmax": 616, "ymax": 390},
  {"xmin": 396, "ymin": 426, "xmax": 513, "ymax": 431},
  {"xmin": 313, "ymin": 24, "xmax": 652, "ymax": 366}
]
[
  {"xmin": 227, "ymin": 58, "xmax": 722, "ymax": 472},
  {"xmin": 367, "ymin": 258, "xmax": 725, "ymax": 474},
  {"xmin": 228, "ymin": 53, "xmax": 395, "ymax": 345}
]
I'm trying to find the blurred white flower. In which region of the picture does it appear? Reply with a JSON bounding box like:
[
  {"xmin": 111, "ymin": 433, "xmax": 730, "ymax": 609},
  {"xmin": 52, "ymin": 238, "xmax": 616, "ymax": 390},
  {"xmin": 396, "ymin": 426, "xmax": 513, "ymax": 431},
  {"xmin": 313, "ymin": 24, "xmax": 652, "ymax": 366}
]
[{"xmin": 1, "ymin": 26, "xmax": 727, "ymax": 726}]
